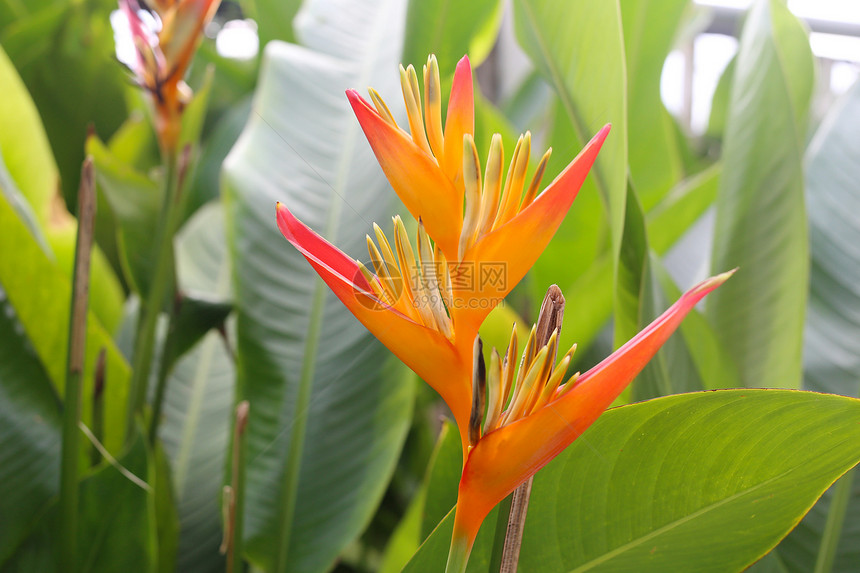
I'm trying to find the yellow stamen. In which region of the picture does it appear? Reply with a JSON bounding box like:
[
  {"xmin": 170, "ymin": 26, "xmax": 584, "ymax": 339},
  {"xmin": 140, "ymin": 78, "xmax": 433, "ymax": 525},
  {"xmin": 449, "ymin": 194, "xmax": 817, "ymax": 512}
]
[
  {"xmin": 366, "ymin": 235, "xmax": 399, "ymax": 301},
  {"xmin": 484, "ymin": 349, "xmax": 504, "ymax": 433},
  {"xmin": 417, "ymin": 221, "xmax": 453, "ymax": 338},
  {"xmin": 373, "ymin": 223, "xmax": 400, "ymax": 279},
  {"xmin": 495, "ymin": 132, "xmax": 531, "ymax": 227},
  {"xmin": 356, "ymin": 259, "xmax": 394, "ymax": 307},
  {"xmin": 400, "ymin": 65, "xmax": 432, "ymax": 156},
  {"xmin": 505, "ymin": 345, "xmax": 549, "ymax": 423},
  {"xmin": 500, "ymin": 325, "xmax": 518, "ymax": 406},
  {"xmin": 369, "ymin": 88, "xmax": 398, "ymax": 127},
  {"xmin": 521, "ymin": 148, "xmax": 552, "ymax": 207},
  {"xmin": 530, "ymin": 355, "xmax": 571, "ymax": 415},
  {"xmin": 423, "ymin": 55, "xmax": 444, "ymax": 159},
  {"xmin": 477, "ymin": 134, "xmax": 504, "ymax": 238},
  {"xmin": 458, "ymin": 134, "xmax": 482, "ymax": 260},
  {"xmin": 434, "ymin": 244, "xmax": 454, "ymax": 311}
]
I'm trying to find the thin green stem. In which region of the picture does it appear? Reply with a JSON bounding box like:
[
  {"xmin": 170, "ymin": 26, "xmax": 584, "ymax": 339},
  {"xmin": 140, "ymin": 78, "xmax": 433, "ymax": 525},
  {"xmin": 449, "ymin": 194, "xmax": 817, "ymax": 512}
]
[
  {"xmin": 814, "ymin": 468, "xmax": 856, "ymax": 573},
  {"xmin": 59, "ymin": 158, "xmax": 97, "ymax": 568},
  {"xmin": 445, "ymin": 532, "xmax": 471, "ymax": 573},
  {"xmin": 126, "ymin": 152, "xmax": 182, "ymax": 443},
  {"xmin": 148, "ymin": 299, "xmax": 179, "ymax": 444},
  {"xmin": 275, "ymin": 281, "xmax": 326, "ymax": 572},
  {"xmin": 227, "ymin": 401, "xmax": 250, "ymax": 573}
]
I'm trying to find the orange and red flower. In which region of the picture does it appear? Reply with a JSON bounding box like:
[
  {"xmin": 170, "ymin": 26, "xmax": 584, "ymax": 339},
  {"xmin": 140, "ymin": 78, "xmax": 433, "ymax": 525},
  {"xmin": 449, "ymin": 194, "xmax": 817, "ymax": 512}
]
[{"xmin": 119, "ymin": 0, "xmax": 220, "ymax": 151}]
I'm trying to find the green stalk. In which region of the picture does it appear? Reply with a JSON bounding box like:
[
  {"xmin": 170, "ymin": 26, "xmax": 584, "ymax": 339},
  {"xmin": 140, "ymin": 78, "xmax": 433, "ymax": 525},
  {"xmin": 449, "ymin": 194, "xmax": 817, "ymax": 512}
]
[
  {"xmin": 126, "ymin": 152, "xmax": 182, "ymax": 443},
  {"xmin": 445, "ymin": 533, "xmax": 470, "ymax": 573},
  {"xmin": 228, "ymin": 401, "xmax": 250, "ymax": 573},
  {"xmin": 59, "ymin": 159, "xmax": 97, "ymax": 568},
  {"xmin": 274, "ymin": 280, "xmax": 326, "ymax": 572},
  {"xmin": 148, "ymin": 300, "xmax": 179, "ymax": 444},
  {"xmin": 814, "ymin": 469, "xmax": 856, "ymax": 573}
]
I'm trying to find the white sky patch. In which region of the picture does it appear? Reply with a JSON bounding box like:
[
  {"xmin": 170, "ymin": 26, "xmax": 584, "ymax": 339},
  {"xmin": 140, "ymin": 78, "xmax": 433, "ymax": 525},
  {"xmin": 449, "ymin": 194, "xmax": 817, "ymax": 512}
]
[{"xmin": 215, "ymin": 19, "xmax": 259, "ymax": 60}]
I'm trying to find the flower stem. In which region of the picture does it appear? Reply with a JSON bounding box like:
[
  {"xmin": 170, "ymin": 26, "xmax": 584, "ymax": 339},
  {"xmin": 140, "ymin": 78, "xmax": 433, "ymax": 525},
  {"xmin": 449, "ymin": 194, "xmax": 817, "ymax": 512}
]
[
  {"xmin": 226, "ymin": 401, "xmax": 249, "ymax": 573},
  {"xmin": 59, "ymin": 159, "xmax": 97, "ymax": 568},
  {"xmin": 445, "ymin": 533, "xmax": 471, "ymax": 573},
  {"xmin": 126, "ymin": 151, "xmax": 182, "ymax": 443}
]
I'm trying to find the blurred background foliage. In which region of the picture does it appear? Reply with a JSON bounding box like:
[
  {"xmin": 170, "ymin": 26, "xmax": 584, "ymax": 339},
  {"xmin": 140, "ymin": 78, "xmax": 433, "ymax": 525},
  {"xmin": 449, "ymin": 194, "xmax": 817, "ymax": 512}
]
[{"xmin": 2, "ymin": 0, "xmax": 860, "ymax": 571}]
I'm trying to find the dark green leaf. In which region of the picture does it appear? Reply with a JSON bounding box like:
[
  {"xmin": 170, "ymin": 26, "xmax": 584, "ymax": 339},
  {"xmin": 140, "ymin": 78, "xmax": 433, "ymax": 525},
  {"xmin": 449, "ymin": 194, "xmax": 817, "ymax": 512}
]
[{"xmin": 0, "ymin": 285, "xmax": 61, "ymax": 566}]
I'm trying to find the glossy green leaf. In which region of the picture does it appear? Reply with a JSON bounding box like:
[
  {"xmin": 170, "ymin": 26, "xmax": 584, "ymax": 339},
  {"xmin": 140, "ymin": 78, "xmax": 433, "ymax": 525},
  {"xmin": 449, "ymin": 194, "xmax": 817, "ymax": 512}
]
[
  {"xmin": 706, "ymin": 0, "xmax": 813, "ymax": 390},
  {"xmin": 1, "ymin": 1, "xmax": 127, "ymax": 205},
  {"xmin": 513, "ymin": 0, "xmax": 628, "ymax": 265},
  {"xmin": 406, "ymin": 390, "xmax": 860, "ymax": 571},
  {"xmin": 621, "ymin": 0, "xmax": 686, "ymax": 208},
  {"xmin": 401, "ymin": 0, "xmax": 503, "ymax": 75},
  {"xmin": 222, "ymin": 0, "xmax": 415, "ymax": 569},
  {"xmin": 0, "ymin": 285, "xmax": 61, "ymax": 566},
  {"xmin": 772, "ymin": 80, "xmax": 860, "ymax": 573},
  {"xmin": 161, "ymin": 203, "xmax": 235, "ymax": 573},
  {"xmin": 0, "ymin": 191, "xmax": 130, "ymax": 454}
]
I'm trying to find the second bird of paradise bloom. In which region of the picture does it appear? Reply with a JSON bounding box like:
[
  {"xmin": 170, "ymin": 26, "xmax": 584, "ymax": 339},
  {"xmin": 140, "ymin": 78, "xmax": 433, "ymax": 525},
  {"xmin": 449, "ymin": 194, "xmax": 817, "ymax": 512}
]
[
  {"xmin": 275, "ymin": 53, "xmax": 733, "ymax": 571},
  {"xmin": 119, "ymin": 0, "xmax": 221, "ymax": 152}
]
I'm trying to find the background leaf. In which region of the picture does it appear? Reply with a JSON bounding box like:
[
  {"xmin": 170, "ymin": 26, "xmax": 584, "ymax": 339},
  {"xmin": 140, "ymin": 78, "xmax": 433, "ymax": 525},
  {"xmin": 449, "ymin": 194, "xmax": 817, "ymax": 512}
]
[
  {"xmin": 706, "ymin": 0, "xmax": 814, "ymax": 390},
  {"xmin": 513, "ymin": 0, "xmax": 628, "ymax": 275},
  {"xmin": 159, "ymin": 203, "xmax": 235, "ymax": 573},
  {"xmin": 0, "ymin": 284, "xmax": 61, "ymax": 566},
  {"xmin": 222, "ymin": 0, "xmax": 416, "ymax": 569},
  {"xmin": 401, "ymin": 0, "xmax": 503, "ymax": 75},
  {"xmin": 769, "ymin": 80, "xmax": 860, "ymax": 572}
]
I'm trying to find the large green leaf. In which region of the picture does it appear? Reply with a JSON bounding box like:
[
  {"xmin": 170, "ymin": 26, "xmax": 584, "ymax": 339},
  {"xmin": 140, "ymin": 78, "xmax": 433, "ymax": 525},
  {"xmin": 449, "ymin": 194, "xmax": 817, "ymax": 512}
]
[
  {"xmin": 157, "ymin": 203, "xmax": 235, "ymax": 573},
  {"xmin": 0, "ymin": 190, "xmax": 129, "ymax": 454},
  {"xmin": 0, "ymin": 43, "xmax": 57, "ymax": 224},
  {"xmin": 773, "ymin": 81, "xmax": 860, "ymax": 573},
  {"xmin": 620, "ymin": 0, "xmax": 686, "ymax": 208},
  {"xmin": 706, "ymin": 0, "xmax": 813, "ymax": 390},
  {"xmin": 0, "ymin": 285, "xmax": 62, "ymax": 566},
  {"xmin": 405, "ymin": 390, "xmax": 860, "ymax": 571},
  {"xmin": 401, "ymin": 0, "xmax": 503, "ymax": 75},
  {"xmin": 221, "ymin": 0, "xmax": 415, "ymax": 569},
  {"xmin": 513, "ymin": 0, "xmax": 628, "ymax": 267}
]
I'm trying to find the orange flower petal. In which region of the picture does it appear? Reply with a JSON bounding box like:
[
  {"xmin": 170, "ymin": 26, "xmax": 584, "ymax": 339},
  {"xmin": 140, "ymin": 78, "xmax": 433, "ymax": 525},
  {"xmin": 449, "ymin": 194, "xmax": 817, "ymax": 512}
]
[
  {"xmin": 276, "ymin": 202, "xmax": 471, "ymax": 424},
  {"xmin": 453, "ymin": 270, "xmax": 734, "ymax": 542},
  {"xmin": 442, "ymin": 56, "xmax": 475, "ymax": 192},
  {"xmin": 347, "ymin": 90, "xmax": 462, "ymax": 258}
]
